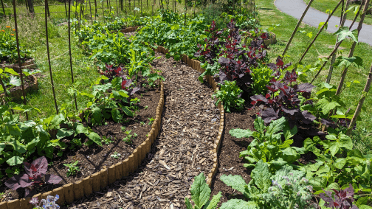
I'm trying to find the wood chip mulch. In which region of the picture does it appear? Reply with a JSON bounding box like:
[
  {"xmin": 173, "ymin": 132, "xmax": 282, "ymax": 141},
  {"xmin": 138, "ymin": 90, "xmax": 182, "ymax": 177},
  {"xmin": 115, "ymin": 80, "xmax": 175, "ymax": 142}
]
[{"xmin": 63, "ymin": 53, "xmax": 221, "ymax": 209}]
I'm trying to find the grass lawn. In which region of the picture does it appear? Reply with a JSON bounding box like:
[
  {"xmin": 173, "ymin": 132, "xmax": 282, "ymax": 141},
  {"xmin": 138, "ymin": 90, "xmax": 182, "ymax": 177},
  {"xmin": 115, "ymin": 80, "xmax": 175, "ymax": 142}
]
[
  {"xmin": 257, "ymin": 0, "xmax": 372, "ymax": 153},
  {"xmin": 303, "ymin": 0, "xmax": 372, "ymax": 25}
]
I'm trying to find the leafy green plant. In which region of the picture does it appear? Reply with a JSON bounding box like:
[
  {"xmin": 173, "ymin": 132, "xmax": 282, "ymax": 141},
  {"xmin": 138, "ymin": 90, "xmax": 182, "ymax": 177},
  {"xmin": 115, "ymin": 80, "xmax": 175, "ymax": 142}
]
[
  {"xmin": 102, "ymin": 136, "xmax": 113, "ymax": 145},
  {"xmin": 185, "ymin": 172, "xmax": 222, "ymax": 209},
  {"xmin": 250, "ymin": 66, "xmax": 274, "ymax": 95},
  {"xmin": 80, "ymin": 83, "xmax": 134, "ymax": 125},
  {"xmin": 219, "ymin": 161, "xmax": 314, "ymax": 209},
  {"xmin": 64, "ymin": 160, "xmax": 80, "ymax": 177},
  {"xmin": 123, "ymin": 130, "xmax": 137, "ymax": 144},
  {"xmin": 198, "ymin": 62, "xmax": 220, "ymax": 83},
  {"xmin": 229, "ymin": 117, "xmax": 303, "ymax": 171},
  {"xmin": 110, "ymin": 152, "xmax": 121, "ymax": 159},
  {"xmin": 148, "ymin": 117, "xmax": 155, "ymax": 125},
  {"xmin": 212, "ymin": 80, "xmax": 244, "ymax": 113}
]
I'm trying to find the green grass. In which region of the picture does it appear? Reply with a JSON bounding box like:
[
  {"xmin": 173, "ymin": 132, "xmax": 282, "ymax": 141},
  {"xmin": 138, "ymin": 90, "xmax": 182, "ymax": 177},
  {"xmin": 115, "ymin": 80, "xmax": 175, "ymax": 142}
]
[
  {"xmin": 257, "ymin": 0, "xmax": 372, "ymax": 153},
  {"xmin": 303, "ymin": 0, "xmax": 372, "ymax": 25}
]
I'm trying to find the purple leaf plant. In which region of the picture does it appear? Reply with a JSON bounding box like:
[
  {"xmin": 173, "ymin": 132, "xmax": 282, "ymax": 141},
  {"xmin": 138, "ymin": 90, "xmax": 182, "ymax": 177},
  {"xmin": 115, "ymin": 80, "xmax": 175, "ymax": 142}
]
[
  {"xmin": 319, "ymin": 184, "xmax": 358, "ymax": 209},
  {"xmin": 5, "ymin": 156, "xmax": 62, "ymax": 197}
]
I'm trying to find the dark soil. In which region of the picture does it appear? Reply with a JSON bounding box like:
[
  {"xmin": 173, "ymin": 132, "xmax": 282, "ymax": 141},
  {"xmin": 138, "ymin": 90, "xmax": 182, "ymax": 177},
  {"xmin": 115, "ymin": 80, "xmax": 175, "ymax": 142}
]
[
  {"xmin": 0, "ymin": 87, "xmax": 159, "ymax": 202},
  {"xmin": 210, "ymin": 105, "xmax": 257, "ymax": 205}
]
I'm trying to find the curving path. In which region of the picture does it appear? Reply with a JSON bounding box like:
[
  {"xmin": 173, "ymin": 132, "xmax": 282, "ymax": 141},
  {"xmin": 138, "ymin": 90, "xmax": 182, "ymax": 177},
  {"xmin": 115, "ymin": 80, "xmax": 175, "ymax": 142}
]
[{"xmin": 274, "ymin": 0, "xmax": 372, "ymax": 46}]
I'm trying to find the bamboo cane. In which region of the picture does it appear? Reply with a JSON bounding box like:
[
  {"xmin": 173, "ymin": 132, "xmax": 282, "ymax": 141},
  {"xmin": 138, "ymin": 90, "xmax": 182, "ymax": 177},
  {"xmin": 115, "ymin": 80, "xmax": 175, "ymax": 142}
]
[
  {"xmin": 298, "ymin": 0, "xmax": 343, "ymax": 64},
  {"xmin": 336, "ymin": 0, "xmax": 370, "ymax": 95},
  {"xmin": 346, "ymin": 63, "xmax": 372, "ymax": 135},
  {"xmin": 282, "ymin": 0, "xmax": 315, "ymax": 57}
]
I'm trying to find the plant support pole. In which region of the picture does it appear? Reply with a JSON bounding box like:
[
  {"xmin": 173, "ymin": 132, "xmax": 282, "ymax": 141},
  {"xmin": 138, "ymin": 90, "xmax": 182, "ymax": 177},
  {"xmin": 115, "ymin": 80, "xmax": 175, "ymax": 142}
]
[
  {"xmin": 336, "ymin": 0, "xmax": 370, "ymax": 95},
  {"xmin": 45, "ymin": 0, "xmax": 59, "ymax": 114},
  {"xmin": 346, "ymin": 63, "xmax": 372, "ymax": 135},
  {"xmin": 298, "ymin": 0, "xmax": 343, "ymax": 63},
  {"xmin": 327, "ymin": 0, "xmax": 350, "ymax": 83},
  {"xmin": 282, "ymin": 0, "xmax": 315, "ymax": 57},
  {"xmin": 68, "ymin": 0, "xmax": 77, "ymax": 110},
  {"xmin": 12, "ymin": 0, "xmax": 28, "ymax": 120},
  {"xmin": 310, "ymin": 7, "xmax": 361, "ymax": 84}
]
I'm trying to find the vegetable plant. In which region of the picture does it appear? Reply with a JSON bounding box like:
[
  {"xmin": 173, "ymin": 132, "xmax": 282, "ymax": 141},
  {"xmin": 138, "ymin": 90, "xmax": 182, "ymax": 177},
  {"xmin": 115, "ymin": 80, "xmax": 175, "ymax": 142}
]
[
  {"xmin": 212, "ymin": 80, "xmax": 244, "ymax": 113},
  {"xmin": 4, "ymin": 156, "xmax": 62, "ymax": 197},
  {"xmin": 64, "ymin": 160, "xmax": 80, "ymax": 177},
  {"xmin": 319, "ymin": 184, "xmax": 358, "ymax": 209},
  {"xmin": 0, "ymin": 26, "xmax": 30, "ymax": 63},
  {"xmin": 219, "ymin": 161, "xmax": 314, "ymax": 209},
  {"xmin": 29, "ymin": 194, "xmax": 60, "ymax": 209},
  {"xmin": 229, "ymin": 117, "xmax": 304, "ymax": 171},
  {"xmin": 185, "ymin": 172, "xmax": 222, "ymax": 209}
]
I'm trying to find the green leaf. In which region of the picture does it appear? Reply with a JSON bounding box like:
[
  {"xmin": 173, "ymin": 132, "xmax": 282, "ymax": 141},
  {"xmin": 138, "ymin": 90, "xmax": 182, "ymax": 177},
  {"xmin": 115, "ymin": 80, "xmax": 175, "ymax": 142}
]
[
  {"xmin": 185, "ymin": 198, "xmax": 193, "ymax": 209},
  {"xmin": 251, "ymin": 160, "xmax": 271, "ymax": 191},
  {"xmin": 0, "ymin": 143, "xmax": 6, "ymax": 152},
  {"xmin": 11, "ymin": 140, "xmax": 26, "ymax": 154},
  {"xmin": 87, "ymin": 132, "xmax": 102, "ymax": 146},
  {"xmin": 334, "ymin": 27, "xmax": 358, "ymax": 43},
  {"xmin": 205, "ymin": 192, "xmax": 222, "ymax": 209},
  {"xmin": 56, "ymin": 128, "xmax": 74, "ymax": 139},
  {"xmin": 334, "ymin": 158, "xmax": 347, "ymax": 169},
  {"xmin": 111, "ymin": 108, "xmax": 123, "ymax": 123},
  {"xmin": 229, "ymin": 128, "xmax": 253, "ymax": 138},
  {"xmin": 6, "ymin": 156, "xmax": 24, "ymax": 166},
  {"xmin": 4, "ymin": 68, "xmax": 19, "ymax": 76},
  {"xmin": 220, "ymin": 199, "xmax": 258, "ymax": 209},
  {"xmin": 75, "ymin": 124, "xmax": 89, "ymax": 135},
  {"xmin": 122, "ymin": 106, "xmax": 134, "ymax": 117},
  {"xmin": 8, "ymin": 75, "xmax": 21, "ymax": 86},
  {"xmin": 359, "ymin": 205, "xmax": 372, "ymax": 209},
  {"xmin": 190, "ymin": 173, "xmax": 210, "ymax": 209},
  {"xmin": 220, "ymin": 174, "xmax": 247, "ymax": 194},
  {"xmin": 333, "ymin": 56, "xmax": 363, "ymax": 69}
]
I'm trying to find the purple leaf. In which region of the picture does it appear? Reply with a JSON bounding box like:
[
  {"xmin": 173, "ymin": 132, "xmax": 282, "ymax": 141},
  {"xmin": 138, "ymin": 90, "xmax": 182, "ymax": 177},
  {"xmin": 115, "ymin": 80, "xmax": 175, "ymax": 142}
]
[
  {"xmin": 45, "ymin": 174, "xmax": 62, "ymax": 184},
  {"xmin": 24, "ymin": 156, "xmax": 48, "ymax": 177},
  {"xmin": 260, "ymin": 108, "xmax": 279, "ymax": 123},
  {"xmin": 128, "ymin": 87, "xmax": 141, "ymax": 96},
  {"xmin": 4, "ymin": 174, "xmax": 33, "ymax": 190},
  {"xmin": 297, "ymin": 83, "xmax": 315, "ymax": 93},
  {"xmin": 251, "ymin": 95, "xmax": 268, "ymax": 103}
]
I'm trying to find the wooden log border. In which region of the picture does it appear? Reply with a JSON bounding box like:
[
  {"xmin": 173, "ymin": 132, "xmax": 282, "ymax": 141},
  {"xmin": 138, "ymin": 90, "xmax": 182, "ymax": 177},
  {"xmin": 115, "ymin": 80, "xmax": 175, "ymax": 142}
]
[{"xmin": 0, "ymin": 78, "xmax": 164, "ymax": 209}]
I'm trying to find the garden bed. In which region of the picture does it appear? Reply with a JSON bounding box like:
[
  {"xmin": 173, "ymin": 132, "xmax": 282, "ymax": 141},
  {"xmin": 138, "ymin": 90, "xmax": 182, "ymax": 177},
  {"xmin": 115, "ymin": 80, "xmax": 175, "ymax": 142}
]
[
  {"xmin": 0, "ymin": 85, "xmax": 163, "ymax": 208},
  {"xmin": 0, "ymin": 58, "xmax": 37, "ymax": 73},
  {"xmin": 0, "ymin": 74, "xmax": 38, "ymax": 99}
]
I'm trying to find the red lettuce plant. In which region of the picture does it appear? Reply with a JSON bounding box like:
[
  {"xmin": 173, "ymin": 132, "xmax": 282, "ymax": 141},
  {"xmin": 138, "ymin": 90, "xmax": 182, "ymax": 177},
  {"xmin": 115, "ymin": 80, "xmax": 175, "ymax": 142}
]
[{"xmin": 4, "ymin": 156, "xmax": 62, "ymax": 197}]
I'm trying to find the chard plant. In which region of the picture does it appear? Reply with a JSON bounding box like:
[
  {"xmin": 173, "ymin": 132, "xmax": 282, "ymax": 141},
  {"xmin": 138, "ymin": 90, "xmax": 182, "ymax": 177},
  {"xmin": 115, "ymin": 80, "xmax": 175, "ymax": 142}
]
[{"xmin": 4, "ymin": 156, "xmax": 62, "ymax": 197}]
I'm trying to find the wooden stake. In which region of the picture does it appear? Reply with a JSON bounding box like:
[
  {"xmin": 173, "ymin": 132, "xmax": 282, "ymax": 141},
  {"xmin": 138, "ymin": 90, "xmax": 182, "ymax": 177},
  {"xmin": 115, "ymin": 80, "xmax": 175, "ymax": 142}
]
[
  {"xmin": 282, "ymin": 0, "xmax": 315, "ymax": 57},
  {"xmin": 12, "ymin": 0, "xmax": 28, "ymax": 120},
  {"xmin": 68, "ymin": 0, "xmax": 77, "ymax": 110},
  {"xmin": 336, "ymin": 0, "xmax": 370, "ymax": 95},
  {"xmin": 298, "ymin": 0, "xmax": 343, "ymax": 63},
  {"xmin": 346, "ymin": 63, "xmax": 372, "ymax": 135},
  {"xmin": 45, "ymin": 0, "xmax": 59, "ymax": 114}
]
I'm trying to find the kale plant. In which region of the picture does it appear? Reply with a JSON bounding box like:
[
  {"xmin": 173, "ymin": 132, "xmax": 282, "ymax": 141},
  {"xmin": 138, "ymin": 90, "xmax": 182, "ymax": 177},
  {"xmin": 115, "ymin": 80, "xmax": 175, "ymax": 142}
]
[
  {"xmin": 185, "ymin": 172, "xmax": 222, "ymax": 209},
  {"xmin": 229, "ymin": 117, "xmax": 304, "ymax": 171},
  {"xmin": 212, "ymin": 80, "xmax": 245, "ymax": 113},
  {"xmin": 4, "ymin": 156, "xmax": 62, "ymax": 197}
]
